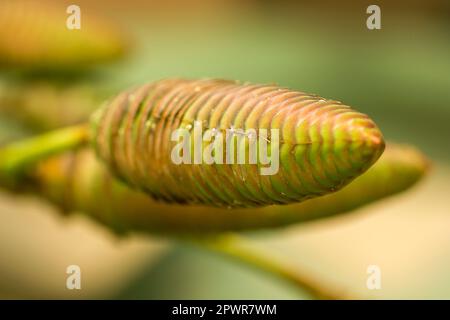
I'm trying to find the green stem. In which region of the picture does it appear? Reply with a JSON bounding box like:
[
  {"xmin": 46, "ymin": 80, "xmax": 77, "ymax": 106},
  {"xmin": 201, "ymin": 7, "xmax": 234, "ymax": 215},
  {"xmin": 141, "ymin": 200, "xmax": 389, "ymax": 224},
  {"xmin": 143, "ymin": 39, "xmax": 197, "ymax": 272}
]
[
  {"xmin": 0, "ymin": 124, "xmax": 90, "ymax": 180},
  {"xmin": 189, "ymin": 233, "xmax": 349, "ymax": 300},
  {"xmin": 0, "ymin": 122, "xmax": 348, "ymax": 299}
]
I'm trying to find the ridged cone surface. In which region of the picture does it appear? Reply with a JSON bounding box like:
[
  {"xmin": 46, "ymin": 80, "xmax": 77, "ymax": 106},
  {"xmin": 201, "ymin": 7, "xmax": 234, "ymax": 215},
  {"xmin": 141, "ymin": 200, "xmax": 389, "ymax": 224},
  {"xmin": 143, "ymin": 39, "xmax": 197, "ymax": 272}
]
[{"xmin": 92, "ymin": 79, "xmax": 385, "ymax": 208}]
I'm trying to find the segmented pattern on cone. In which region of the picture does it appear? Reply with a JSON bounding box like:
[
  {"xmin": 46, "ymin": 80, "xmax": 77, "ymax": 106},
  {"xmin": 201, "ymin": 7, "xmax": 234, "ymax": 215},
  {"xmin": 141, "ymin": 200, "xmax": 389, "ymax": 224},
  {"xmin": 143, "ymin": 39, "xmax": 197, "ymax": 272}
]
[{"xmin": 91, "ymin": 79, "xmax": 384, "ymax": 208}]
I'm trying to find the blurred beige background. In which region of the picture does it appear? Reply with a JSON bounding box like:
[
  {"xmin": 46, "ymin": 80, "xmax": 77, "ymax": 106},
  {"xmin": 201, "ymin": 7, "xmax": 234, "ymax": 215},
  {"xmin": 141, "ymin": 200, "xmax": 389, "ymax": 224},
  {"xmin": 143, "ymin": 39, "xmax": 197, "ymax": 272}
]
[{"xmin": 0, "ymin": 0, "xmax": 449, "ymax": 299}]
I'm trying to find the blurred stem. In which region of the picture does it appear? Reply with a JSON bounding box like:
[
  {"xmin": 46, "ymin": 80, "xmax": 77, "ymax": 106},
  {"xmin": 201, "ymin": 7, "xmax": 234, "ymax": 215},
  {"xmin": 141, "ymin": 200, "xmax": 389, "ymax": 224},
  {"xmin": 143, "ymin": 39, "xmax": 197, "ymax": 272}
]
[
  {"xmin": 189, "ymin": 233, "xmax": 348, "ymax": 300},
  {"xmin": 0, "ymin": 124, "xmax": 89, "ymax": 181}
]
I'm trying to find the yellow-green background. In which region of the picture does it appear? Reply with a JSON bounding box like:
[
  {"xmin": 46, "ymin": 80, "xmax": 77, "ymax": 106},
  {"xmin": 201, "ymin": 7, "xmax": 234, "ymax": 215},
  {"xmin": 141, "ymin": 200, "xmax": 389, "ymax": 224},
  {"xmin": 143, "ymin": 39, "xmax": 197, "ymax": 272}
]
[{"xmin": 0, "ymin": 0, "xmax": 449, "ymax": 299}]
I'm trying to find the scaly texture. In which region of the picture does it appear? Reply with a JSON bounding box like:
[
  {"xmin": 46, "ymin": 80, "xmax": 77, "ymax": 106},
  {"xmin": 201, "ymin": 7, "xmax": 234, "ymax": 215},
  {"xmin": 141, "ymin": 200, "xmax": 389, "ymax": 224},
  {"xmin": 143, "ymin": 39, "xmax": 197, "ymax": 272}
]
[
  {"xmin": 26, "ymin": 144, "xmax": 427, "ymax": 234},
  {"xmin": 91, "ymin": 78, "xmax": 385, "ymax": 208},
  {"xmin": 0, "ymin": 1, "xmax": 127, "ymax": 70}
]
